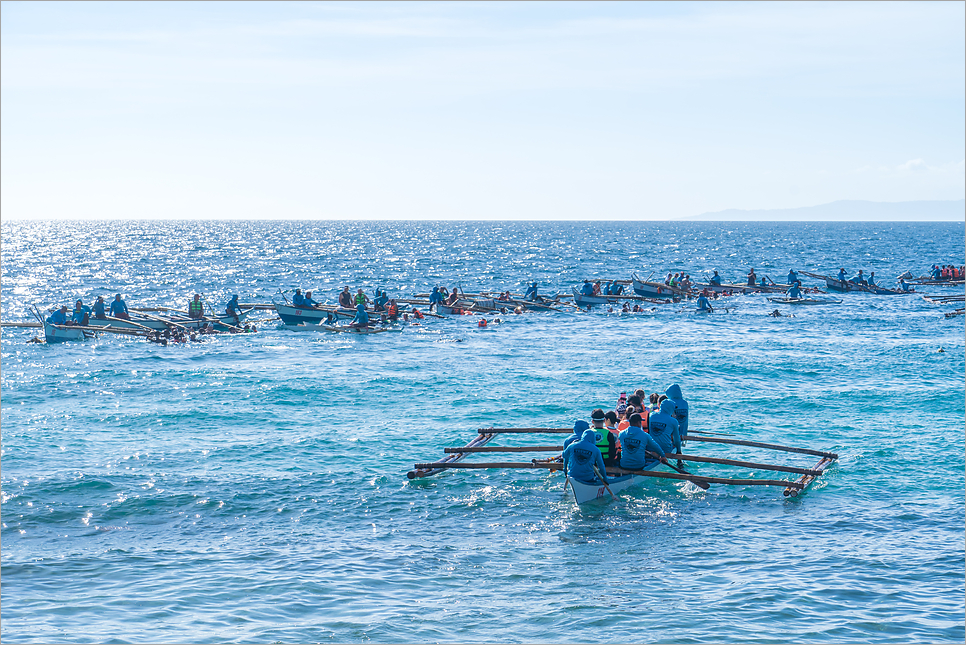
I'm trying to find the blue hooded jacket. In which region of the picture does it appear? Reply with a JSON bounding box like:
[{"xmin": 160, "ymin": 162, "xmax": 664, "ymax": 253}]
[
  {"xmin": 292, "ymin": 291, "xmax": 305, "ymax": 307},
  {"xmin": 351, "ymin": 304, "xmax": 369, "ymax": 326},
  {"xmin": 46, "ymin": 309, "xmax": 68, "ymax": 325},
  {"xmin": 664, "ymin": 383, "xmax": 689, "ymax": 438},
  {"xmin": 648, "ymin": 399, "xmax": 682, "ymax": 455},
  {"xmin": 429, "ymin": 288, "xmax": 443, "ymax": 305},
  {"xmin": 580, "ymin": 281, "xmax": 594, "ymax": 296},
  {"xmin": 837, "ymin": 269, "xmax": 847, "ymax": 282},
  {"xmin": 787, "ymin": 270, "xmax": 798, "ymax": 284},
  {"xmin": 92, "ymin": 300, "xmax": 107, "ymax": 319},
  {"xmin": 563, "ymin": 419, "xmax": 590, "ymax": 451},
  {"xmin": 226, "ymin": 295, "xmax": 241, "ymax": 313},
  {"xmin": 618, "ymin": 424, "xmax": 664, "ymax": 470},
  {"xmin": 786, "ymin": 283, "xmax": 802, "ymax": 298},
  {"xmin": 562, "ymin": 429, "xmax": 610, "ymax": 485},
  {"xmin": 696, "ymin": 294, "xmax": 712, "ymax": 311}
]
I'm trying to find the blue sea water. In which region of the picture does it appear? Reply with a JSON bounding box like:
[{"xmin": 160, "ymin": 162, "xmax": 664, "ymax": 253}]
[{"xmin": 1, "ymin": 220, "xmax": 964, "ymax": 644}]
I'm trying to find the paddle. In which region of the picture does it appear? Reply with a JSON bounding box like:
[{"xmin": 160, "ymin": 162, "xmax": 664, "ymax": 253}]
[
  {"xmin": 133, "ymin": 310, "xmax": 191, "ymax": 332},
  {"xmin": 647, "ymin": 450, "xmax": 710, "ymax": 490},
  {"xmin": 591, "ymin": 463, "xmax": 616, "ymax": 500}
]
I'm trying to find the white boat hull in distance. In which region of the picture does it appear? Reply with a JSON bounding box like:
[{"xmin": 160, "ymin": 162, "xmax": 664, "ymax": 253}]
[
  {"xmin": 44, "ymin": 322, "xmax": 92, "ymax": 343},
  {"xmin": 767, "ymin": 297, "xmax": 843, "ymax": 305},
  {"xmin": 86, "ymin": 309, "xmax": 251, "ymax": 331},
  {"xmin": 273, "ymin": 298, "xmax": 356, "ymax": 325},
  {"xmin": 572, "ymin": 286, "xmax": 619, "ymax": 307}
]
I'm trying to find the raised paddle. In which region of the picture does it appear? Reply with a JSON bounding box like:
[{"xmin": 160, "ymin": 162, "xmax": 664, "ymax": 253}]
[
  {"xmin": 591, "ymin": 463, "xmax": 616, "ymax": 500},
  {"xmin": 647, "ymin": 450, "xmax": 710, "ymax": 490}
]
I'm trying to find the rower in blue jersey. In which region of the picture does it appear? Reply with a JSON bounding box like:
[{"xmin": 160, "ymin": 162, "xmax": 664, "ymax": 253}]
[
  {"xmin": 109, "ymin": 294, "xmax": 130, "ymax": 319},
  {"xmin": 618, "ymin": 413, "xmax": 666, "ymax": 470},
  {"xmin": 759, "ymin": 275, "xmax": 768, "ymax": 287},
  {"xmin": 611, "ymin": 281, "xmax": 624, "ymax": 295},
  {"xmin": 867, "ymin": 272, "xmax": 877, "ymax": 288},
  {"xmin": 786, "ymin": 281, "xmax": 803, "ymax": 299},
  {"xmin": 664, "ymin": 383, "xmax": 689, "ymax": 439},
  {"xmin": 709, "ymin": 270, "xmax": 722, "ymax": 286},
  {"xmin": 524, "ymin": 282, "xmax": 538, "ymax": 301},
  {"xmin": 225, "ymin": 294, "xmax": 242, "ymax": 319},
  {"xmin": 850, "ymin": 269, "xmax": 867, "ymax": 285},
  {"xmin": 428, "ymin": 287, "xmax": 444, "ymax": 310},
  {"xmin": 931, "ymin": 265, "xmax": 942, "ymax": 280},
  {"xmin": 787, "ymin": 269, "xmax": 798, "ymax": 285},
  {"xmin": 898, "ymin": 277, "xmax": 910, "ymax": 292},
  {"xmin": 580, "ymin": 280, "xmax": 594, "ymax": 297},
  {"xmin": 350, "ymin": 303, "xmax": 369, "ymax": 328},
  {"xmin": 92, "ymin": 296, "xmax": 107, "ymax": 320},
  {"xmin": 562, "ymin": 429, "xmax": 611, "ymax": 486},
  {"xmin": 648, "ymin": 399, "xmax": 682, "ymax": 456},
  {"xmin": 46, "ymin": 306, "xmax": 69, "ymax": 325},
  {"xmin": 563, "ymin": 420, "xmax": 590, "ymax": 452},
  {"xmin": 292, "ymin": 289, "xmax": 305, "ymax": 307},
  {"xmin": 696, "ymin": 293, "xmax": 714, "ymax": 312},
  {"xmin": 373, "ymin": 289, "xmax": 389, "ymax": 311},
  {"xmin": 71, "ymin": 300, "xmax": 92, "ymax": 325},
  {"xmin": 302, "ymin": 291, "xmax": 320, "ymax": 308},
  {"xmin": 837, "ymin": 268, "xmax": 847, "ymax": 282}
]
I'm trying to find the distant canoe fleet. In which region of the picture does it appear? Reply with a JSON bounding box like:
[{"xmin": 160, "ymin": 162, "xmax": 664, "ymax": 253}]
[{"xmin": 12, "ymin": 264, "xmax": 965, "ymax": 343}]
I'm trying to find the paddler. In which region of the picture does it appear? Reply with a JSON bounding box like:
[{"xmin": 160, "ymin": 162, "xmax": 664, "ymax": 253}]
[
  {"xmin": 590, "ymin": 408, "xmax": 618, "ymax": 467},
  {"xmin": 46, "ymin": 306, "xmax": 69, "ymax": 325},
  {"xmin": 92, "ymin": 296, "xmax": 108, "ymax": 320},
  {"xmin": 696, "ymin": 292, "xmax": 714, "ymax": 312},
  {"xmin": 867, "ymin": 272, "xmax": 878, "ymax": 288},
  {"xmin": 709, "ymin": 270, "xmax": 722, "ymax": 286},
  {"xmin": 292, "ymin": 289, "xmax": 306, "ymax": 307},
  {"xmin": 648, "ymin": 399, "xmax": 682, "ymax": 458},
  {"xmin": 188, "ymin": 294, "xmax": 205, "ymax": 320},
  {"xmin": 837, "ymin": 268, "xmax": 847, "ymax": 282},
  {"xmin": 350, "ymin": 303, "xmax": 369, "ymax": 328},
  {"xmin": 524, "ymin": 282, "xmax": 538, "ymax": 301},
  {"xmin": 618, "ymin": 413, "xmax": 667, "ymax": 471},
  {"xmin": 71, "ymin": 299, "xmax": 91, "ymax": 326},
  {"xmin": 747, "ymin": 268, "xmax": 757, "ymax": 286},
  {"xmin": 386, "ymin": 299, "xmax": 399, "ymax": 320},
  {"xmin": 786, "ymin": 281, "xmax": 803, "ymax": 299},
  {"xmin": 302, "ymin": 291, "xmax": 320, "ymax": 308},
  {"xmin": 109, "ymin": 294, "xmax": 130, "ymax": 320},
  {"xmin": 580, "ymin": 280, "xmax": 594, "ymax": 297},
  {"xmin": 787, "ymin": 269, "xmax": 798, "ymax": 284},
  {"xmin": 444, "ymin": 290, "xmax": 459, "ymax": 306},
  {"xmin": 373, "ymin": 289, "xmax": 389, "ymax": 312},
  {"xmin": 898, "ymin": 277, "xmax": 910, "ymax": 292},
  {"xmin": 225, "ymin": 294, "xmax": 242, "ymax": 323},
  {"xmin": 664, "ymin": 383, "xmax": 689, "ymax": 439},
  {"xmin": 428, "ymin": 287, "xmax": 444, "ymax": 310},
  {"xmin": 338, "ymin": 286, "xmax": 353, "ymax": 309},
  {"xmin": 850, "ymin": 269, "xmax": 867, "ymax": 285},
  {"xmin": 563, "ymin": 419, "xmax": 590, "ymax": 452},
  {"xmin": 562, "ymin": 428, "xmax": 612, "ymax": 486}
]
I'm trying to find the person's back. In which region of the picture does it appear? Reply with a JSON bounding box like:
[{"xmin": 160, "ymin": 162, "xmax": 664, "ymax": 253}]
[
  {"xmin": 664, "ymin": 383, "xmax": 689, "ymax": 438},
  {"xmin": 648, "ymin": 400, "xmax": 681, "ymax": 455},
  {"xmin": 351, "ymin": 304, "xmax": 369, "ymax": 327},
  {"xmin": 563, "ymin": 420, "xmax": 589, "ymax": 452},
  {"xmin": 562, "ymin": 429, "xmax": 609, "ymax": 485},
  {"xmin": 618, "ymin": 415, "xmax": 665, "ymax": 470},
  {"xmin": 787, "ymin": 269, "xmax": 798, "ymax": 284},
  {"xmin": 697, "ymin": 294, "xmax": 713, "ymax": 311},
  {"xmin": 787, "ymin": 282, "xmax": 802, "ymax": 299},
  {"xmin": 581, "ymin": 281, "xmax": 594, "ymax": 296}
]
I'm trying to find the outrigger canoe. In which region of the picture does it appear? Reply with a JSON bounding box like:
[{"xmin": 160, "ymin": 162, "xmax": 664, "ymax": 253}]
[
  {"xmin": 571, "ymin": 286, "xmax": 622, "ymax": 307},
  {"xmin": 631, "ymin": 274, "xmax": 687, "ymax": 300},
  {"xmin": 43, "ymin": 321, "xmax": 94, "ymax": 343},
  {"xmin": 86, "ymin": 309, "xmax": 252, "ymax": 331},
  {"xmin": 568, "ymin": 462, "xmax": 666, "ymax": 504},
  {"xmin": 767, "ymin": 296, "xmax": 843, "ymax": 305}
]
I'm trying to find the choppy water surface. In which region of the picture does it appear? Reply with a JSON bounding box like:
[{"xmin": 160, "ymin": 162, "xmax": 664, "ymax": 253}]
[{"xmin": 2, "ymin": 220, "xmax": 964, "ymax": 643}]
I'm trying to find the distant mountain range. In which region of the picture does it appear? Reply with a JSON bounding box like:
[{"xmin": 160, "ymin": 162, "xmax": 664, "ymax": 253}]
[{"xmin": 688, "ymin": 199, "xmax": 965, "ymax": 221}]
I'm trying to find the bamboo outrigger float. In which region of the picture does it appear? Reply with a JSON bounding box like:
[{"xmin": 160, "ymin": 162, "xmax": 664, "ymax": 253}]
[{"xmin": 409, "ymin": 427, "xmax": 837, "ymax": 502}]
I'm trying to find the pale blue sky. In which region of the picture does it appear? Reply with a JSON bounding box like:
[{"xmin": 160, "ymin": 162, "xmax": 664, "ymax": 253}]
[{"xmin": 2, "ymin": 1, "xmax": 963, "ymax": 220}]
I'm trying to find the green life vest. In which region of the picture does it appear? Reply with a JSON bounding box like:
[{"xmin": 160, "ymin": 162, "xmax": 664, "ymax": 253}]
[
  {"xmin": 355, "ymin": 293, "xmax": 366, "ymax": 305},
  {"xmin": 188, "ymin": 300, "xmax": 204, "ymax": 316},
  {"xmin": 593, "ymin": 427, "xmax": 611, "ymax": 460}
]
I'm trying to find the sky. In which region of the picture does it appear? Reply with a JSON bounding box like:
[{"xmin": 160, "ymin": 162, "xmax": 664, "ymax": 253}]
[{"xmin": 1, "ymin": 1, "xmax": 964, "ymax": 220}]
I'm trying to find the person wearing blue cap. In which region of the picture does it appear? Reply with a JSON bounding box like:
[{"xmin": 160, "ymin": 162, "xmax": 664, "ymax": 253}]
[
  {"xmin": 563, "ymin": 419, "xmax": 590, "ymax": 452},
  {"xmin": 350, "ymin": 303, "xmax": 369, "ymax": 329},
  {"xmin": 618, "ymin": 413, "xmax": 666, "ymax": 471},
  {"xmin": 562, "ymin": 428, "xmax": 611, "ymax": 486},
  {"xmin": 648, "ymin": 400, "xmax": 682, "ymax": 459},
  {"xmin": 664, "ymin": 383, "xmax": 689, "ymax": 440}
]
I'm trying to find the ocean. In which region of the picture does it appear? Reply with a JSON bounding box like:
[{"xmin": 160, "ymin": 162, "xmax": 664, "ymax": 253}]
[{"xmin": 1, "ymin": 220, "xmax": 964, "ymax": 643}]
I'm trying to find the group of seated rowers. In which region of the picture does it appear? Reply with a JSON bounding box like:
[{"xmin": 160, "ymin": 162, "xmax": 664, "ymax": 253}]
[
  {"xmin": 580, "ymin": 280, "xmax": 626, "ymax": 297},
  {"xmin": 561, "ymin": 385, "xmax": 690, "ymax": 486},
  {"xmin": 930, "ymin": 264, "xmax": 964, "ymax": 280},
  {"xmin": 46, "ymin": 295, "xmax": 131, "ymax": 326}
]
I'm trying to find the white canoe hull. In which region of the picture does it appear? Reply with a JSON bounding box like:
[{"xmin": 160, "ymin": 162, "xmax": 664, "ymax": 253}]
[
  {"xmin": 568, "ymin": 462, "xmax": 664, "ymax": 504},
  {"xmin": 767, "ymin": 297, "xmax": 843, "ymax": 305},
  {"xmin": 44, "ymin": 322, "xmax": 92, "ymax": 343}
]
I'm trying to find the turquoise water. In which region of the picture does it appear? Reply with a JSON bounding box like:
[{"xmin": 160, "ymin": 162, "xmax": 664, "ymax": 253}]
[{"xmin": 2, "ymin": 220, "xmax": 964, "ymax": 643}]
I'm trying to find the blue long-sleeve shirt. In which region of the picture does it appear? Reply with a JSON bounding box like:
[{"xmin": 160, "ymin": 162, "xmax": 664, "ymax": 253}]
[
  {"xmin": 46, "ymin": 310, "xmax": 68, "ymax": 325},
  {"xmin": 786, "ymin": 284, "xmax": 802, "ymax": 298},
  {"xmin": 648, "ymin": 406, "xmax": 682, "ymax": 455},
  {"xmin": 618, "ymin": 425, "xmax": 664, "ymax": 470},
  {"xmin": 109, "ymin": 299, "xmax": 128, "ymax": 317},
  {"xmin": 92, "ymin": 301, "xmax": 107, "ymax": 319},
  {"xmin": 562, "ymin": 430, "xmax": 610, "ymax": 485}
]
